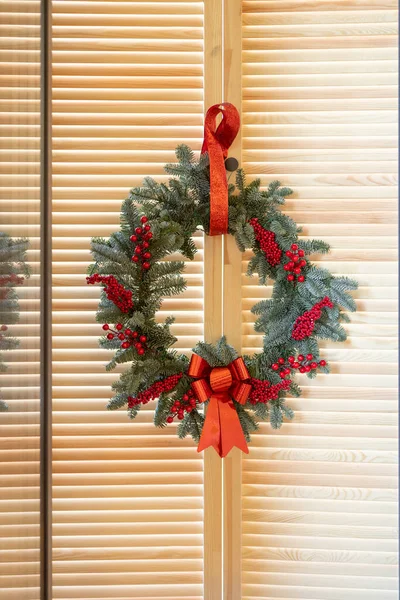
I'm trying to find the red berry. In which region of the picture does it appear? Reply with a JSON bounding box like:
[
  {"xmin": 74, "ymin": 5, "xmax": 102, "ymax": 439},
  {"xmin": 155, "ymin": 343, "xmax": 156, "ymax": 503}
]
[
  {"xmin": 291, "ymin": 244, "xmax": 298, "ymax": 251},
  {"xmin": 122, "ymin": 341, "xmax": 130, "ymax": 349},
  {"xmin": 305, "ymin": 365, "xmax": 311, "ymax": 372},
  {"xmin": 143, "ymin": 252, "xmax": 151, "ymax": 259},
  {"xmin": 293, "ymin": 362, "xmax": 300, "ymax": 369},
  {"xmin": 298, "ymin": 275, "xmax": 305, "ymax": 283},
  {"xmin": 294, "ymin": 267, "xmax": 301, "ymax": 275},
  {"xmin": 299, "ymin": 260, "xmax": 306, "ymax": 268},
  {"xmin": 107, "ymin": 333, "xmax": 114, "ymax": 340},
  {"xmin": 118, "ymin": 333, "xmax": 125, "ymax": 340},
  {"xmin": 102, "ymin": 324, "xmax": 109, "ymax": 331},
  {"xmin": 298, "ymin": 250, "xmax": 305, "ymax": 257},
  {"xmin": 138, "ymin": 348, "xmax": 145, "ymax": 356},
  {"xmin": 146, "ymin": 232, "xmax": 153, "ymax": 239},
  {"xmin": 306, "ymin": 354, "xmax": 313, "ymax": 360},
  {"xmin": 143, "ymin": 262, "xmax": 151, "ymax": 270},
  {"xmin": 167, "ymin": 416, "xmax": 174, "ymax": 423},
  {"xmin": 135, "ymin": 227, "xmax": 142, "ymax": 235},
  {"xmin": 116, "ymin": 323, "xmax": 123, "ymax": 330},
  {"xmin": 287, "ymin": 261, "xmax": 295, "ymax": 270},
  {"xmin": 143, "ymin": 242, "xmax": 150, "ymax": 249},
  {"xmin": 278, "ymin": 357, "xmax": 285, "ymax": 364},
  {"xmin": 132, "ymin": 255, "xmax": 139, "ymax": 263},
  {"xmin": 284, "ymin": 264, "xmax": 291, "ymax": 271},
  {"xmin": 288, "ymin": 356, "xmax": 295, "ymax": 363},
  {"xmin": 287, "ymin": 274, "xmax": 295, "ymax": 282},
  {"xmin": 319, "ymin": 360, "xmax": 326, "ymax": 367},
  {"xmin": 171, "ymin": 406, "xmax": 177, "ymax": 413},
  {"xmin": 298, "ymin": 355, "xmax": 304, "ymax": 362},
  {"xmin": 144, "ymin": 224, "xmax": 151, "ymax": 232},
  {"xmin": 272, "ymin": 363, "xmax": 279, "ymax": 371},
  {"xmin": 140, "ymin": 335, "xmax": 147, "ymax": 343},
  {"xmin": 178, "ymin": 414, "xmax": 184, "ymax": 420},
  {"xmin": 284, "ymin": 368, "xmax": 291, "ymax": 375},
  {"xmin": 279, "ymin": 372, "xmax": 286, "ymax": 379},
  {"xmin": 311, "ymin": 362, "xmax": 318, "ymax": 369},
  {"xmin": 249, "ymin": 219, "xmax": 283, "ymax": 266},
  {"xmin": 299, "ymin": 367, "xmax": 306, "ymax": 373},
  {"xmin": 133, "ymin": 331, "xmax": 138, "ymax": 338},
  {"xmin": 285, "ymin": 250, "xmax": 293, "ymax": 258},
  {"xmin": 293, "ymin": 255, "xmax": 299, "ymax": 263},
  {"xmin": 135, "ymin": 246, "xmax": 142, "ymax": 255},
  {"xmin": 140, "ymin": 216, "xmax": 148, "ymax": 223},
  {"xmin": 130, "ymin": 235, "xmax": 137, "ymax": 242},
  {"xmin": 125, "ymin": 329, "xmax": 132, "ymax": 336}
]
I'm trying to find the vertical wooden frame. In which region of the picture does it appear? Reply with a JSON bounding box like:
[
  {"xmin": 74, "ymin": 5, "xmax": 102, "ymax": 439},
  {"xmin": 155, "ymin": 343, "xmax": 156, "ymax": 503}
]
[
  {"xmin": 40, "ymin": 0, "xmax": 52, "ymax": 598},
  {"xmin": 223, "ymin": 1, "xmax": 243, "ymax": 598},
  {"xmin": 203, "ymin": 1, "xmax": 224, "ymax": 598},
  {"xmin": 203, "ymin": 0, "xmax": 243, "ymax": 597}
]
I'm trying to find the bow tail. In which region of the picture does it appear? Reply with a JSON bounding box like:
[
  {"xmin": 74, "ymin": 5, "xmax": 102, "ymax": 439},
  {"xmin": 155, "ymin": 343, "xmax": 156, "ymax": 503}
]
[
  {"xmin": 197, "ymin": 395, "xmax": 223, "ymax": 456},
  {"xmin": 197, "ymin": 393, "xmax": 249, "ymax": 458},
  {"xmin": 219, "ymin": 399, "xmax": 249, "ymax": 458}
]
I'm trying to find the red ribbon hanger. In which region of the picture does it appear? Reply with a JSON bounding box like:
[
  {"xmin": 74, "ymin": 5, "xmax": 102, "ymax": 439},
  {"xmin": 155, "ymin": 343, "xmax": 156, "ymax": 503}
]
[{"xmin": 201, "ymin": 103, "xmax": 240, "ymax": 236}]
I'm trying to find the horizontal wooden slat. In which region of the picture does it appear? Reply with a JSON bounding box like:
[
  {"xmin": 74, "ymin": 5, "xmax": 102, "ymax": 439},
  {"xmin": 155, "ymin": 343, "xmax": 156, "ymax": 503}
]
[
  {"xmin": 241, "ymin": 0, "xmax": 398, "ymax": 598},
  {"xmin": 50, "ymin": 1, "xmax": 205, "ymax": 598}
]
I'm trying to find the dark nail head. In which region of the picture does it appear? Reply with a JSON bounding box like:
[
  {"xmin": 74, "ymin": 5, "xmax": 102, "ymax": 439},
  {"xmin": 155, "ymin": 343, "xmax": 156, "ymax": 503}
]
[{"xmin": 225, "ymin": 157, "xmax": 239, "ymax": 172}]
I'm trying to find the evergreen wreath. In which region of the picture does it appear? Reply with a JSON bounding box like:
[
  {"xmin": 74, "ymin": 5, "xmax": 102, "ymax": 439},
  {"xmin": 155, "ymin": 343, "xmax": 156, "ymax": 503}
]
[{"xmin": 87, "ymin": 144, "xmax": 358, "ymax": 454}]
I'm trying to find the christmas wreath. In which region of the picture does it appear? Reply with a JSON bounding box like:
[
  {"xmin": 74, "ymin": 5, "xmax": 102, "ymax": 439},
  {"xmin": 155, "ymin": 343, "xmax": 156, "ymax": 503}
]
[{"xmin": 87, "ymin": 104, "xmax": 357, "ymax": 457}]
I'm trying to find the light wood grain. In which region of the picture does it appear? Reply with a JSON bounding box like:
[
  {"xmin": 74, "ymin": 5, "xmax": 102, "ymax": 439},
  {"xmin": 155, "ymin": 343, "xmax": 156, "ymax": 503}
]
[
  {"xmin": 222, "ymin": 1, "xmax": 243, "ymax": 599},
  {"xmin": 203, "ymin": 1, "xmax": 224, "ymax": 599},
  {"xmin": 241, "ymin": 0, "xmax": 398, "ymax": 598},
  {"xmin": 50, "ymin": 1, "xmax": 205, "ymax": 599}
]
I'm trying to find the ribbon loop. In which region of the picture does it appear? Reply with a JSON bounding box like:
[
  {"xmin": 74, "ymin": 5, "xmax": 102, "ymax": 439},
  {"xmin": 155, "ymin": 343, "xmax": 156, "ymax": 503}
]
[
  {"xmin": 201, "ymin": 103, "xmax": 240, "ymax": 236},
  {"xmin": 189, "ymin": 351, "xmax": 251, "ymax": 457},
  {"xmin": 188, "ymin": 353, "xmax": 210, "ymax": 379},
  {"xmin": 191, "ymin": 379, "xmax": 212, "ymax": 403}
]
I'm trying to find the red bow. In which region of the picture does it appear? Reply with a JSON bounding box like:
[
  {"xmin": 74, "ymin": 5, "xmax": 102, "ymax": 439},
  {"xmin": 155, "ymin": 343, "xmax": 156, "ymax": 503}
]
[
  {"xmin": 201, "ymin": 103, "xmax": 240, "ymax": 236},
  {"xmin": 188, "ymin": 353, "xmax": 251, "ymax": 457}
]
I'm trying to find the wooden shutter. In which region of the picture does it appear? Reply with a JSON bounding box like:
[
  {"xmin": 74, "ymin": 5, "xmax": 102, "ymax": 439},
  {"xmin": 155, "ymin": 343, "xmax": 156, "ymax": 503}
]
[
  {"xmin": 241, "ymin": 1, "xmax": 398, "ymax": 599},
  {"xmin": 51, "ymin": 1, "xmax": 205, "ymax": 598},
  {"xmin": 0, "ymin": 1, "xmax": 41, "ymax": 599}
]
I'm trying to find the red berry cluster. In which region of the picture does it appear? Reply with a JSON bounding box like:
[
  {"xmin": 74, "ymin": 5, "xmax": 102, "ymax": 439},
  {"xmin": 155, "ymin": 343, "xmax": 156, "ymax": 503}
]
[
  {"xmin": 248, "ymin": 378, "xmax": 291, "ymax": 405},
  {"xmin": 130, "ymin": 216, "xmax": 152, "ymax": 271},
  {"xmin": 127, "ymin": 373, "xmax": 183, "ymax": 408},
  {"xmin": 284, "ymin": 244, "xmax": 306, "ymax": 283},
  {"xmin": 0, "ymin": 324, "xmax": 8, "ymax": 342},
  {"xmin": 291, "ymin": 296, "xmax": 334, "ymax": 341},
  {"xmin": 0, "ymin": 274, "xmax": 24, "ymax": 300},
  {"xmin": 248, "ymin": 218, "xmax": 282, "ymax": 267},
  {"xmin": 166, "ymin": 388, "xmax": 197, "ymax": 423},
  {"xmin": 0, "ymin": 273, "xmax": 24, "ymax": 287},
  {"xmin": 271, "ymin": 354, "xmax": 327, "ymax": 376},
  {"xmin": 102, "ymin": 323, "xmax": 148, "ymax": 355},
  {"xmin": 87, "ymin": 273, "xmax": 134, "ymax": 313}
]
